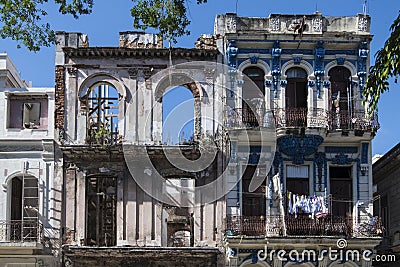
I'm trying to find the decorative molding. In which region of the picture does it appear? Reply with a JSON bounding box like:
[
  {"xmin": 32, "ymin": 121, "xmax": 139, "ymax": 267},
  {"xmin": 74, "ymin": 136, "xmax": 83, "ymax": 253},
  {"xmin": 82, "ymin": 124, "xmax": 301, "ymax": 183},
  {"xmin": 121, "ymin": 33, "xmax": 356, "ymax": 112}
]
[
  {"xmin": 270, "ymin": 17, "xmax": 280, "ymax": 32},
  {"xmin": 67, "ymin": 67, "xmax": 78, "ymax": 76},
  {"xmin": 361, "ymin": 143, "xmax": 369, "ymax": 164},
  {"xmin": 227, "ymin": 40, "xmax": 239, "ymax": 68},
  {"xmin": 314, "ymin": 152, "xmax": 326, "ymax": 191},
  {"xmin": 325, "ymin": 146, "xmax": 358, "ymax": 154},
  {"xmin": 331, "ymin": 152, "xmax": 352, "ymax": 165},
  {"xmin": 312, "ymin": 17, "xmax": 323, "ymax": 32},
  {"xmin": 314, "ymin": 41, "xmax": 325, "ymax": 98},
  {"xmin": 226, "ymin": 16, "xmax": 237, "ymax": 33},
  {"xmin": 237, "ymin": 58, "xmax": 271, "ymax": 75},
  {"xmin": 249, "ymin": 55, "xmax": 259, "ymax": 64},
  {"xmin": 271, "ymin": 41, "xmax": 282, "ymax": 98},
  {"xmin": 277, "ymin": 134, "xmax": 324, "ymax": 165},
  {"xmin": 128, "ymin": 67, "xmax": 152, "ymax": 79},
  {"xmin": 264, "ymin": 80, "xmax": 272, "ymax": 87},
  {"xmin": 293, "ymin": 55, "xmax": 302, "ymax": 65},
  {"xmin": 282, "ymin": 49, "xmax": 313, "ymax": 55},
  {"xmin": 358, "ymin": 16, "xmax": 368, "ymax": 32},
  {"xmin": 238, "ymin": 48, "xmax": 270, "ymax": 54},
  {"xmin": 336, "ymin": 57, "xmax": 346, "ymax": 65},
  {"xmin": 325, "ymin": 50, "xmax": 356, "ymax": 56},
  {"xmin": 357, "ymin": 42, "xmax": 369, "ymax": 96},
  {"xmin": 281, "ymin": 60, "xmax": 314, "ymax": 77},
  {"xmin": 323, "ymin": 80, "xmax": 331, "ymax": 88},
  {"xmin": 324, "ymin": 60, "xmax": 357, "ymax": 77}
]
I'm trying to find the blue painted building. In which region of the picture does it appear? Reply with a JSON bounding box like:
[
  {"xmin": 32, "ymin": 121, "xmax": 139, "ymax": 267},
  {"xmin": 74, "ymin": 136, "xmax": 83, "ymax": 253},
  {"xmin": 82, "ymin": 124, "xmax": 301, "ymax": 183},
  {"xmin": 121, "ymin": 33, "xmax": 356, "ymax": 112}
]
[{"xmin": 216, "ymin": 12, "xmax": 382, "ymax": 267}]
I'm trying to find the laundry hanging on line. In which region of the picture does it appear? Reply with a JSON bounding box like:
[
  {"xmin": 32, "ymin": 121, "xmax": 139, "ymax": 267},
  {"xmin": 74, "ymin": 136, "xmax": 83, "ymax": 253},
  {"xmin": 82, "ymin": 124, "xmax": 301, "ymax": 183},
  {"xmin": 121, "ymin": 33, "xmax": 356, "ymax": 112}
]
[{"xmin": 287, "ymin": 191, "xmax": 328, "ymax": 219}]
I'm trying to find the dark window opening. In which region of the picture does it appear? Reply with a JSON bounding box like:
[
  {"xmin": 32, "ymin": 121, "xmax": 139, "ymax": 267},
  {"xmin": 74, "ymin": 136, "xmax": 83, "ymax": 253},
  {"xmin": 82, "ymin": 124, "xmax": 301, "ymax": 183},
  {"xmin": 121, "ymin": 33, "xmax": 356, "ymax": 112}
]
[
  {"xmin": 329, "ymin": 67, "xmax": 352, "ymax": 129},
  {"xmin": 242, "ymin": 165, "xmax": 266, "ymax": 217},
  {"xmin": 285, "ymin": 67, "xmax": 308, "ymax": 127},
  {"xmin": 330, "ymin": 166, "xmax": 352, "ymax": 217},
  {"xmin": 8, "ymin": 97, "xmax": 48, "ymax": 129},
  {"xmin": 242, "ymin": 67, "xmax": 265, "ymax": 127},
  {"xmin": 86, "ymin": 176, "xmax": 117, "ymax": 246}
]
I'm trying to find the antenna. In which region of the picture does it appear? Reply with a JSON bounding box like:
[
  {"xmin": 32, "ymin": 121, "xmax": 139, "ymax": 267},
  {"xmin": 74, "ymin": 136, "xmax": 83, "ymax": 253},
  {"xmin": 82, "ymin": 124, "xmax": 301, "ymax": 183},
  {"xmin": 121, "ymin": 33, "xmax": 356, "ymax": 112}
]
[
  {"xmin": 363, "ymin": 0, "xmax": 367, "ymax": 15},
  {"xmin": 236, "ymin": 0, "xmax": 239, "ymax": 14}
]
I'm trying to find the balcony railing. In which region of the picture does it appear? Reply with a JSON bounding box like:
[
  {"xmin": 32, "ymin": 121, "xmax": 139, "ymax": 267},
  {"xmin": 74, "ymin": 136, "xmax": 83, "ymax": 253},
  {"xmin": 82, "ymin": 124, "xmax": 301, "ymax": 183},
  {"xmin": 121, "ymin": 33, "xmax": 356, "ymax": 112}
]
[
  {"xmin": 226, "ymin": 215, "xmax": 383, "ymax": 238},
  {"xmin": 0, "ymin": 220, "xmax": 42, "ymax": 243},
  {"xmin": 225, "ymin": 108, "xmax": 379, "ymax": 132}
]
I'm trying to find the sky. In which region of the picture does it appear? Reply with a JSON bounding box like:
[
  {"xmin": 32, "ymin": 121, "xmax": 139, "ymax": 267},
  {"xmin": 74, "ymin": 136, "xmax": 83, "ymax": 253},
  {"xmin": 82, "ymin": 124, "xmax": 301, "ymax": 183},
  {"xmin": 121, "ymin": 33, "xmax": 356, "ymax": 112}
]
[{"xmin": 1, "ymin": 0, "xmax": 399, "ymax": 155}]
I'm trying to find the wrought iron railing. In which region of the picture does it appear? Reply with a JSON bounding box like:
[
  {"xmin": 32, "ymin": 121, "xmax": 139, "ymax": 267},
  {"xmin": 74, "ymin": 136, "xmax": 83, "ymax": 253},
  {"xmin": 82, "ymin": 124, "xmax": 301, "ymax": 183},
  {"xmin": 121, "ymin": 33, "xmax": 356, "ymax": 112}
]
[
  {"xmin": 328, "ymin": 111, "xmax": 379, "ymax": 131},
  {"xmin": 225, "ymin": 215, "xmax": 383, "ymax": 238},
  {"xmin": 225, "ymin": 107, "xmax": 379, "ymax": 132},
  {"xmin": 0, "ymin": 220, "xmax": 42, "ymax": 243}
]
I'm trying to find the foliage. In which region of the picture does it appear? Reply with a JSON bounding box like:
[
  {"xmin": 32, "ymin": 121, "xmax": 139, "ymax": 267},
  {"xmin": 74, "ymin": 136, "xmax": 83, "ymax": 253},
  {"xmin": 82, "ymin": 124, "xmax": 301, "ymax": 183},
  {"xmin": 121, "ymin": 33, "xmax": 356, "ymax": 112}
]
[
  {"xmin": 131, "ymin": 0, "xmax": 207, "ymax": 43},
  {"xmin": 0, "ymin": 0, "xmax": 207, "ymax": 51},
  {"xmin": 0, "ymin": 0, "xmax": 93, "ymax": 51},
  {"xmin": 88, "ymin": 125, "xmax": 112, "ymax": 146},
  {"xmin": 364, "ymin": 12, "xmax": 400, "ymax": 114}
]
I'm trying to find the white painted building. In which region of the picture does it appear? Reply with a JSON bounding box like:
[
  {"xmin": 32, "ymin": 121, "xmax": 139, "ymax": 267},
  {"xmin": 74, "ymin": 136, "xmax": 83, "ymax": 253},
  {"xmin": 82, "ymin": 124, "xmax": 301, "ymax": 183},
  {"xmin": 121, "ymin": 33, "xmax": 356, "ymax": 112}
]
[{"xmin": 0, "ymin": 54, "xmax": 59, "ymax": 267}]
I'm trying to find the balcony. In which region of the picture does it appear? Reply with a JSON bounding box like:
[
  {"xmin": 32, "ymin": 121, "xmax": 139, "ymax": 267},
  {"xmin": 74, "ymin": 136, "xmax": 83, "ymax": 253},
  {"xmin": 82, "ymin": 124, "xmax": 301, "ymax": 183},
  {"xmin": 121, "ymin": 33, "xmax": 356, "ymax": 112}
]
[
  {"xmin": 224, "ymin": 108, "xmax": 379, "ymax": 132},
  {"xmin": 0, "ymin": 220, "xmax": 42, "ymax": 243},
  {"xmin": 225, "ymin": 215, "xmax": 383, "ymax": 238}
]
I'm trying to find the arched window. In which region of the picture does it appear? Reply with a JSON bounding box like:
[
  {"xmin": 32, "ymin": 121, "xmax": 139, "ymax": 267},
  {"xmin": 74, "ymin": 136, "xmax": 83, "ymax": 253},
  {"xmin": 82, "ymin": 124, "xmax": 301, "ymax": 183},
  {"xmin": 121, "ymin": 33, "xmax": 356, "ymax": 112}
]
[
  {"xmin": 329, "ymin": 66, "xmax": 352, "ymax": 129},
  {"xmin": 86, "ymin": 84, "xmax": 119, "ymax": 145},
  {"xmin": 242, "ymin": 67, "xmax": 265, "ymax": 127},
  {"xmin": 162, "ymin": 86, "xmax": 195, "ymax": 145},
  {"xmin": 285, "ymin": 67, "xmax": 308, "ymax": 127}
]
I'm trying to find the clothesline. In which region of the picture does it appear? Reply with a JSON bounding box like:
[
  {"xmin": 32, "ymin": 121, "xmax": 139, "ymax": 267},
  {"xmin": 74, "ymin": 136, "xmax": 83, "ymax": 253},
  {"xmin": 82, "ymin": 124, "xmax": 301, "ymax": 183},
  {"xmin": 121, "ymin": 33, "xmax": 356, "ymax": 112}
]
[{"xmin": 287, "ymin": 191, "xmax": 328, "ymax": 218}]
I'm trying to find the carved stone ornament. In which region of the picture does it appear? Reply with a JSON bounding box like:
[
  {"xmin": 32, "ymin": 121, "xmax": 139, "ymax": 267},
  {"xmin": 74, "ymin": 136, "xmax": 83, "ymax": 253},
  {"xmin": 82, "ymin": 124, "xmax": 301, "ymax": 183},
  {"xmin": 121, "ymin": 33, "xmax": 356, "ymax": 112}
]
[
  {"xmin": 270, "ymin": 17, "xmax": 280, "ymax": 32},
  {"xmin": 67, "ymin": 67, "xmax": 78, "ymax": 76},
  {"xmin": 358, "ymin": 17, "xmax": 368, "ymax": 32},
  {"xmin": 227, "ymin": 16, "xmax": 237, "ymax": 32},
  {"xmin": 312, "ymin": 17, "xmax": 322, "ymax": 32}
]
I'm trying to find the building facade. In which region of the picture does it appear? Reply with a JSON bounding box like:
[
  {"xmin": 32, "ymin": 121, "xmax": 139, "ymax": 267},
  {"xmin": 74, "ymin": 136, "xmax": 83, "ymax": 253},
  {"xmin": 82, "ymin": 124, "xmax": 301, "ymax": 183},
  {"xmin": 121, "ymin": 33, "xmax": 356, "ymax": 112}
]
[
  {"xmin": 0, "ymin": 54, "xmax": 59, "ymax": 266},
  {"xmin": 55, "ymin": 32, "xmax": 226, "ymax": 266},
  {"xmin": 0, "ymin": 11, "xmax": 382, "ymax": 267},
  {"xmin": 373, "ymin": 143, "xmax": 400, "ymax": 266},
  {"xmin": 219, "ymin": 12, "xmax": 382, "ymax": 267}
]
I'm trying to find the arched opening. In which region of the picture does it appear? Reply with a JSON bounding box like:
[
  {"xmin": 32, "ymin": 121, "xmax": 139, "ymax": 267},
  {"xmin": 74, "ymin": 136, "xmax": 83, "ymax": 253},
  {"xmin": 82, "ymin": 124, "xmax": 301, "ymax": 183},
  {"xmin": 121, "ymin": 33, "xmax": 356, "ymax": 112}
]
[
  {"xmin": 85, "ymin": 84, "xmax": 119, "ymax": 145},
  {"xmin": 8, "ymin": 175, "xmax": 39, "ymax": 241},
  {"xmin": 162, "ymin": 86, "xmax": 195, "ymax": 145},
  {"xmin": 285, "ymin": 67, "xmax": 308, "ymax": 127},
  {"xmin": 329, "ymin": 66, "xmax": 352, "ymax": 130},
  {"xmin": 242, "ymin": 67, "xmax": 265, "ymax": 127}
]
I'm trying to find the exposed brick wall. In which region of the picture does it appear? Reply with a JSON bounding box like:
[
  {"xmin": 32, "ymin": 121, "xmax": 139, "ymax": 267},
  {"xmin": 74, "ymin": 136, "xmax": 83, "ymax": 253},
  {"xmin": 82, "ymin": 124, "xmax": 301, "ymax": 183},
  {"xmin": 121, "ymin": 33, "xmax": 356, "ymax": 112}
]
[
  {"xmin": 194, "ymin": 34, "xmax": 219, "ymax": 50},
  {"xmin": 55, "ymin": 66, "xmax": 65, "ymax": 129}
]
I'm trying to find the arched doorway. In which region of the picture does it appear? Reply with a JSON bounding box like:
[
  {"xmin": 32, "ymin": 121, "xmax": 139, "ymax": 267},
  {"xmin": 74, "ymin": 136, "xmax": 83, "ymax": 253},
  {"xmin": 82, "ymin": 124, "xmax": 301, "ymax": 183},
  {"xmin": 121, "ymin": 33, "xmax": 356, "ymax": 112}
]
[{"xmin": 285, "ymin": 67, "xmax": 308, "ymax": 127}]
